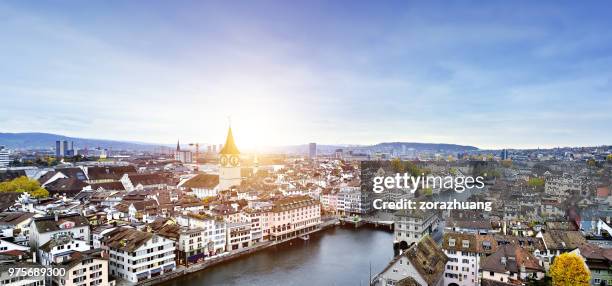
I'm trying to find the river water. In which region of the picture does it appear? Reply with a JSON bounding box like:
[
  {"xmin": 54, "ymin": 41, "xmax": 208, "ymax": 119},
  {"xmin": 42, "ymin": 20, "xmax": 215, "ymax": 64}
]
[{"xmin": 159, "ymin": 226, "xmax": 394, "ymax": 286}]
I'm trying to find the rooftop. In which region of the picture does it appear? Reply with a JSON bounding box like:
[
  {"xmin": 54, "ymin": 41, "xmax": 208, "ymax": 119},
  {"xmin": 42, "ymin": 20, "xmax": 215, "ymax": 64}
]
[{"xmin": 102, "ymin": 227, "xmax": 153, "ymax": 252}]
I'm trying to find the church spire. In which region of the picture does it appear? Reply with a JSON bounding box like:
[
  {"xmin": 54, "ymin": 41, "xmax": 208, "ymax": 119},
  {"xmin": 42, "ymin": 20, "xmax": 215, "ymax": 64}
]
[
  {"xmin": 176, "ymin": 139, "xmax": 180, "ymax": 151},
  {"xmin": 219, "ymin": 127, "xmax": 240, "ymax": 155}
]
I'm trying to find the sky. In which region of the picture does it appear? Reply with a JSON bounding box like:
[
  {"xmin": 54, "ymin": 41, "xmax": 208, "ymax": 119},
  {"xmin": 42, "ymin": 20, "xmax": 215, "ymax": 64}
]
[{"xmin": 1, "ymin": 1, "xmax": 611, "ymax": 150}]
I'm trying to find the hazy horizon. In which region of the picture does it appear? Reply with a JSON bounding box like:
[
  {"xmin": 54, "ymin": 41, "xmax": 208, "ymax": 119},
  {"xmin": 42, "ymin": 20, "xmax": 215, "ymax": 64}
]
[{"xmin": 2, "ymin": 131, "xmax": 609, "ymax": 152}]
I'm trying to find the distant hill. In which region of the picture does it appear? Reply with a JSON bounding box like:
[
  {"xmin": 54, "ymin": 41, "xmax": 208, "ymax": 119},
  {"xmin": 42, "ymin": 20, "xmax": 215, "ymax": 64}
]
[
  {"xmin": 1, "ymin": 132, "xmax": 479, "ymax": 154},
  {"xmin": 371, "ymin": 142, "xmax": 478, "ymax": 152},
  {"xmin": 0, "ymin": 132, "xmax": 162, "ymax": 151},
  {"xmin": 264, "ymin": 142, "xmax": 478, "ymax": 155}
]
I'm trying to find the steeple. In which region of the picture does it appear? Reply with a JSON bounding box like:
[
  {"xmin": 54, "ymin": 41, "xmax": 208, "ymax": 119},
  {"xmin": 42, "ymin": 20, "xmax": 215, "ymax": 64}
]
[
  {"xmin": 219, "ymin": 127, "xmax": 240, "ymax": 155},
  {"xmin": 176, "ymin": 140, "xmax": 180, "ymax": 151}
]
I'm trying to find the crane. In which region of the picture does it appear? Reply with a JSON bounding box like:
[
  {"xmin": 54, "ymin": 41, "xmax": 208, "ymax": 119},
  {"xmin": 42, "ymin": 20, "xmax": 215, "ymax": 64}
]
[{"xmin": 188, "ymin": 143, "xmax": 200, "ymax": 163}]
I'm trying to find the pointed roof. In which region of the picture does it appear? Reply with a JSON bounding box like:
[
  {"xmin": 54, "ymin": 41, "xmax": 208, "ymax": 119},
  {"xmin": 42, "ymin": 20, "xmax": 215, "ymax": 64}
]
[
  {"xmin": 176, "ymin": 140, "xmax": 180, "ymax": 151},
  {"xmin": 219, "ymin": 127, "xmax": 240, "ymax": 155}
]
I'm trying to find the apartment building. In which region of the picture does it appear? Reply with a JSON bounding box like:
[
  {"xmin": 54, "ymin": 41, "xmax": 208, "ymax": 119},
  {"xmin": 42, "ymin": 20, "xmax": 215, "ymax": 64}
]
[
  {"xmin": 30, "ymin": 214, "xmax": 90, "ymax": 255},
  {"xmin": 52, "ymin": 249, "xmax": 113, "ymax": 286},
  {"xmin": 241, "ymin": 206, "xmax": 271, "ymax": 243},
  {"xmin": 102, "ymin": 227, "xmax": 176, "ymax": 283},
  {"xmin": 226, "ymin": 222, "xmax": 252, "ymax": 251},
  {"xmin": 0, "ymin": 146, "xmax": 9, "ymax": 168},
  {"xmin": 394, "ymin": 208, "xmax": 438, "ymax": 248},
  {"xmin": 176, "ymin": 213, "xmax": 226, "ymax": 255},
  {"xmin": 442, "ymin": 232, "xmax": 479, "ymax": 286},
  {"xmin": 0, "ymin": 211, "xmax": 35, "ymax": 246},
  {"xmin": 268, "ymin": 195, "xmax": 321, "ymax": 242},
  {"xmin": 480, "ymin": 244, "xmax": 545, "ymax": 284},
  {"xmin": 38, "ymin": 235, "xmax": 90, "ymax": 266}
]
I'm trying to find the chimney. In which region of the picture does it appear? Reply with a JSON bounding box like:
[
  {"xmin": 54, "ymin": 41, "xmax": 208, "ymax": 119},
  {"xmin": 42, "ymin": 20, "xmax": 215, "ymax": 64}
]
[{"xmin": 54, "ymin": 212, "xmax": 59, "ymax": 222}]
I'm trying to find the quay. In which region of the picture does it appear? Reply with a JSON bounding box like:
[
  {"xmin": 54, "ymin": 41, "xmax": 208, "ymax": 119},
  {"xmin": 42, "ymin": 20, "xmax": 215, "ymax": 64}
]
[
  {"xmin": 131, "ymin": 218, "xmax": 339, "ymax": 286},
  {"xmin": 339, "ymin": 213, "xmax": 394, "ymax": 230}
]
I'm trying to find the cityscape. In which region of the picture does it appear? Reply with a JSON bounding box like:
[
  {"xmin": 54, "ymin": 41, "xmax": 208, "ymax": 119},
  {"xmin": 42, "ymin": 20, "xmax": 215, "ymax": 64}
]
[
  {"xmin": 1, "ymin": 1, "xmax": 612, "ymax": 286},
  {"xmin": 0, "ymin": 129, "xmax": 610, "ymax": 286}
]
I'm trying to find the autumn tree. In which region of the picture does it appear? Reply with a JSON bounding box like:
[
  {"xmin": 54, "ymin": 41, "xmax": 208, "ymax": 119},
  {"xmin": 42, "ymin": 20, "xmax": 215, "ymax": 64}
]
[
  {"xmin": 0, "ymin": 176, "xmax": 49, "ymax": 198},
  {"xmin": 391, "ymin": 158, "xmax": 405, "ymax": 173},
  {"xmin": 550, "ymin": 253, "xmax": 590, "ymax": 286},
  {"xmin": 501, "ymin": 159, "xmax": 513, "ymax": 168},
  {"xmin": 586, "ymin": 158, "xmax": 597, "ymax": 167}
]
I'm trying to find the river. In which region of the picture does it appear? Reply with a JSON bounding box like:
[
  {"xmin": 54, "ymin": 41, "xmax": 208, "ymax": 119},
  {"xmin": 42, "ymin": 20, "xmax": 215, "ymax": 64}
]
[{"xmin": 159, "ymin": 226, "xmax": 394, "ymax": 286}]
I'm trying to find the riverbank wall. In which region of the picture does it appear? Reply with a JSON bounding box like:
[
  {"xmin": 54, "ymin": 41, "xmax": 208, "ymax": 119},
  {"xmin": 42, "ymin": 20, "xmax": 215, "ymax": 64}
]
[{"xmin": 134, "ymin": 218, "xmax": 340, "ymax": 286}]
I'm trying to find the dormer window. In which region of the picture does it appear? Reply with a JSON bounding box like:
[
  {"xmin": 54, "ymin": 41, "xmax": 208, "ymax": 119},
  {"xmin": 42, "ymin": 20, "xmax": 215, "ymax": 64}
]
[
  {"xmin": 462, "ymin": 240, "xmax": 469, "ymax": 248},
  {"xmin": 483, "ymin": 241, "xmax": 491, "ymax": 250},
  {"xmin": 449, "ymin": 238, "xmax": 456, "ymax": 247}
]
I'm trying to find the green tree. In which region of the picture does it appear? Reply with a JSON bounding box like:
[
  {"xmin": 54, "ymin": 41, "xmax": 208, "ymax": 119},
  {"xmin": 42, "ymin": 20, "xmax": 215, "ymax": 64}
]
[
  {"xmin": 550, "ymin": 253, "xmax": 590, "ymax": 286},
  {"xmin": 528, "ymin": 177, "xmax": 545, "ymax": 188},
  {"xmin": 0, "ymin": 176, "xmax": 49, "ymax": 198}
]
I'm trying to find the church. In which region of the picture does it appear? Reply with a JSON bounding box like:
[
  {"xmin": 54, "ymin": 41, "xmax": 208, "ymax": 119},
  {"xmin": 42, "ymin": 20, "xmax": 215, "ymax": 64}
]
[
  {"xmin": 179, "ymin": 126, "xmax": 242, "ymax": 199},
  {"xmin": 218, "ymin": 126, "xmax": 241, "ymax": 190}
]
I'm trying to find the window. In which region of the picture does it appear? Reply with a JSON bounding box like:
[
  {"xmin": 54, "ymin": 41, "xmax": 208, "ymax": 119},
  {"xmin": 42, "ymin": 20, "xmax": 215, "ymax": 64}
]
[
  {"xmin": 462, "ymin": 240, "xmax": 469, "ymax": 248},
  {"xmin": 483, "ymin": 241, "xmax": 491, "ymax": 250},
  {"xmin": 449, "ymin": 239, "xmax": 456, "ymax": 247}
]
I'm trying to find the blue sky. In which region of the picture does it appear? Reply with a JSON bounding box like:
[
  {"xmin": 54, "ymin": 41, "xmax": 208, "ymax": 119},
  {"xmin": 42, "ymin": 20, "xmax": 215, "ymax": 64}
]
[{"xmin": 1, "ymin": 1, "xmax": 611, "ymax": 149}]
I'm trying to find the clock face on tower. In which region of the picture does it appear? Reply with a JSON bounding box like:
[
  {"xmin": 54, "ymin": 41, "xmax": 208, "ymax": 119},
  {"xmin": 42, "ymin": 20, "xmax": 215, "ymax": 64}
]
[
  {"xmin": 230, "ymin": 155, "xmax": 239, "ymax": 166},
  {"xmin": 220, "ymin": 155, "xmax": 228, "ymax": 166}
]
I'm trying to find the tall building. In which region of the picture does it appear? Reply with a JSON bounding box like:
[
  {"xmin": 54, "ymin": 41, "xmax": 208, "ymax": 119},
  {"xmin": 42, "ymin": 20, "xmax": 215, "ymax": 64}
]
[
  {"xmin": 56, "ymin": 140, "xmax": 63, "ymax": 158},
  {"xmin": 0, "ymin": 146, "xmax": 9, "ymax": 167},
  {"xmin": 500, "ymin": 149, "xmax": 509, "ymax": 160},
  {"xmin": 55, "ymin": 140, "xmax": 75, "ymax": 158},
  {"xmin": 174, "ymin": 140, "xmax": 193, "ymax": 163},
  {"xmin": 308, "ymin": 142, "xmax": 317, "ymax": 159},
  {"xmin": 218, "ymin": 127, "xmax": 241, "ymax": 190},
  {"xmin": 334, "ymin": 148, "xmax": 343, "ymax": 159},
  {"xmin": 63, "ymin": 140, "xmax": 69, "ymax": 156}
]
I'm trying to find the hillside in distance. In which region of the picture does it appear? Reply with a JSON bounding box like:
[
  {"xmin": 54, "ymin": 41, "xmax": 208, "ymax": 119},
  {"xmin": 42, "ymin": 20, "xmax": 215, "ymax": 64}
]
[
  {"xmin": 371, "ymin": 142, "xmax": 478, "ymax": 152},
  {"xmin": 264, "ymin": 142, "xmax": 478, "ymax": 154},
  {"xmin": 1, "ymin": 133, "xmax": 479, "ymax": 154},
  {"xmin": 0, "ymin": 132, "xmax": 161, "ymax": 151}
]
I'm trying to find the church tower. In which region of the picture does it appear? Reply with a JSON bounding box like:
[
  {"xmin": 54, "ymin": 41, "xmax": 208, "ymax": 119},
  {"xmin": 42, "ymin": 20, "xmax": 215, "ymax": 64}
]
[{"xmin": 218, "ymin": 126, "xmax": 241, "ymax": 190}]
